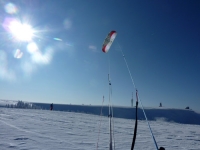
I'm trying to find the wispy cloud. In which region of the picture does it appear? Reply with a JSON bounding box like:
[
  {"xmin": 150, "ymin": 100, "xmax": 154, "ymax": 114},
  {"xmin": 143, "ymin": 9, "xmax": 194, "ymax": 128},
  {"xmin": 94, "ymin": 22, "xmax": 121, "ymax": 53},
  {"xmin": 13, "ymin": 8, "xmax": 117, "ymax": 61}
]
[{"xmin": 88, "ymin": 45, "xmax": 98, "ymax": 53}]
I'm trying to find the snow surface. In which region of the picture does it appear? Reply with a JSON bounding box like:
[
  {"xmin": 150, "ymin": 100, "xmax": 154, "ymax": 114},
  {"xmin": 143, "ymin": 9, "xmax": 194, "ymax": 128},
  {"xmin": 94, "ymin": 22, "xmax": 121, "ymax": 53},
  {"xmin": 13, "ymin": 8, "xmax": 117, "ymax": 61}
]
[{"xmin": 0, "ymin": 108, "xmax": 200, "ymax": 150}]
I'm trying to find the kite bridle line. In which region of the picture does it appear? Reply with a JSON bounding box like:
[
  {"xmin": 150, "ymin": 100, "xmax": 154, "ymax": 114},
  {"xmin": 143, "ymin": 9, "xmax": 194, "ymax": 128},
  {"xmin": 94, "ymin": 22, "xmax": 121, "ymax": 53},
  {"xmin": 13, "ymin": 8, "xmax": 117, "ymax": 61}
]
[{"xmin": 118, "ymin": 44, "xmax": 159, "ymax": 150}]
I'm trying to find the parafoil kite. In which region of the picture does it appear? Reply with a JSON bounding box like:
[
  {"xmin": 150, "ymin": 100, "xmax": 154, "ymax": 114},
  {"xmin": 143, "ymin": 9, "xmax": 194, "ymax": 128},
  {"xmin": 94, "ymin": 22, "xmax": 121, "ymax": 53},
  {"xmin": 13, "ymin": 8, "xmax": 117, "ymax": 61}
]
[{"xmin": 102, "ymin": 31, "xmax": 117, "ymax": 53}]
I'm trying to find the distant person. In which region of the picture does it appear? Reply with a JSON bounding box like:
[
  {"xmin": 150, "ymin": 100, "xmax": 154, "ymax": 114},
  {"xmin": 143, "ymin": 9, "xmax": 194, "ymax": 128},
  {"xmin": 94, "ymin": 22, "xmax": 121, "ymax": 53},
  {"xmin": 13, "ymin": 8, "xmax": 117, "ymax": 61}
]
[
  {"xmin": 159, "ymin": 103, "xmax": 162, "ymax": 107},
  {"xmin": 50, "ymin": 103, "xmax": 53, "ymax": 111}
]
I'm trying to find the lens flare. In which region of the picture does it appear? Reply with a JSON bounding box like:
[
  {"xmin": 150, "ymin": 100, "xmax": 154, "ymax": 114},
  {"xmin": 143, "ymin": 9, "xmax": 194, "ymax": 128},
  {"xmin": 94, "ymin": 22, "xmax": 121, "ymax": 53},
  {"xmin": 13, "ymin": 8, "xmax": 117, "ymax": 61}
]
[
  {"xmin": 63, "ymin": 19, "xmax": 72, "ymax": 29},
  {"xmin": 27, "ymin": 42, "xmax": 38, "ymax": 54},
  {"xmin": 4, "ymin": 3, "xmax": 18, "ymax": 14},
  {"xmin": 14, "ymin": 49, "xmax": 23, "ymax": 59},
  {"xmin": 53, "ymin": 38, "xmax": 62, "ymax": 41}
]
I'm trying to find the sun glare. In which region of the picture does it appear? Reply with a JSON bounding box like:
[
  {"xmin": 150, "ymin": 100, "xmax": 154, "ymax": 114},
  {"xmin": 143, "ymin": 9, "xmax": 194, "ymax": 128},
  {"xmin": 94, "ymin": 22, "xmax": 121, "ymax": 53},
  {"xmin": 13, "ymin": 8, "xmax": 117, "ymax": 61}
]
[{"xmin": 8, "ymin": 20, "xmax": 34, "ymax": 42}]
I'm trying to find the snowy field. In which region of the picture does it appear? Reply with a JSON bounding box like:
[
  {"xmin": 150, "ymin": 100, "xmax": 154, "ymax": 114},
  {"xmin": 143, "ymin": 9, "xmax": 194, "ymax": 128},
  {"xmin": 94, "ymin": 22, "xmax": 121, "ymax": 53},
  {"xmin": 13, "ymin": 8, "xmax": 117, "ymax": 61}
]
[{"xmin": 0, "ymin": 108, "xmax": 200, "ymax": 150}]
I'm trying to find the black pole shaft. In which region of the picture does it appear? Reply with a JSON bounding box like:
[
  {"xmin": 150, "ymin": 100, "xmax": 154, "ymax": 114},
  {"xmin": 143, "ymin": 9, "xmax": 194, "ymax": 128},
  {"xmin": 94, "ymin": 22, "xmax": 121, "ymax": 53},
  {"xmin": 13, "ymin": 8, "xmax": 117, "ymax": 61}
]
[{"xmin": 131, "ymin": 93, "xmax": 138, "ymax": 150}]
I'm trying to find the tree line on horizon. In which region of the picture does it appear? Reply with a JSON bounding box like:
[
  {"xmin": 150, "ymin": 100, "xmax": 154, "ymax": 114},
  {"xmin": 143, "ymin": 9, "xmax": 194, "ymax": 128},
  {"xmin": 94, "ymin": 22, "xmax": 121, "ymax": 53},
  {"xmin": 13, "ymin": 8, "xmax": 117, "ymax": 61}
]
[{"xmin": 5, "ymin": 100, "xmax": 41, "ymax": 109}]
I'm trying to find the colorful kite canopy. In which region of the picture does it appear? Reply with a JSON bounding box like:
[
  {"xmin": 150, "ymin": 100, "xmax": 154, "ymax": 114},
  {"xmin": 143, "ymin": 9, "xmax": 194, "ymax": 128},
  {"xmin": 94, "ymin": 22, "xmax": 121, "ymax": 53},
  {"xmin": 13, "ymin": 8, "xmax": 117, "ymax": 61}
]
[{"xmin": 102, "ymin": 31, "xmax": 117, "ymax": 53}]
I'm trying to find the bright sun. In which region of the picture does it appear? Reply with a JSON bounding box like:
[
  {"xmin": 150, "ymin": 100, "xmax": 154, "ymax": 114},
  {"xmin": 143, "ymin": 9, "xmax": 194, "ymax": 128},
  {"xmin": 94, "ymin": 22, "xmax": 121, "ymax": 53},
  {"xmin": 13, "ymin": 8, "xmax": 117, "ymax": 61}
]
[{"xmin": 8, "ymin": 20, "xmax": 34, "ymax": 42}]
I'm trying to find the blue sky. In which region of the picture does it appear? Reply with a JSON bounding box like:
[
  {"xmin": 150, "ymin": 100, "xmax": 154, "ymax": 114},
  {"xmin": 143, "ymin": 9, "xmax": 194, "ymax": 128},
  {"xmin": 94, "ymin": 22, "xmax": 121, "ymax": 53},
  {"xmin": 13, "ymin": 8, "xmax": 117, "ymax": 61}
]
[{"xmin": 0, "ymin": 0, "xmax": 200, "ymax": 112}]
